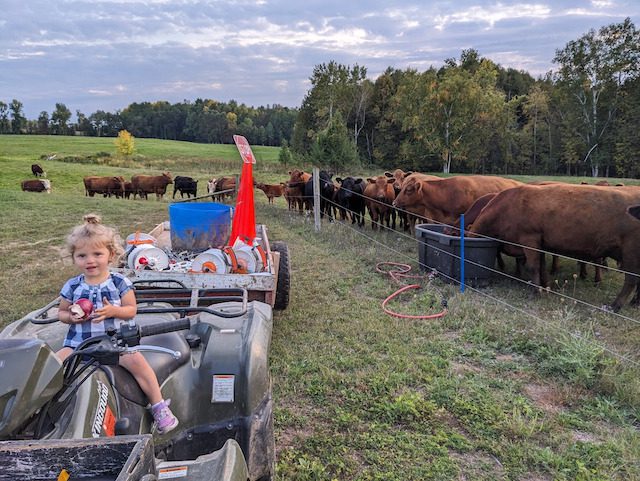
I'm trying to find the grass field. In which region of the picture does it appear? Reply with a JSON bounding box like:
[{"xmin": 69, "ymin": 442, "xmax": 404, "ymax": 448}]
[{"xmin": 1, "ymin": 135, "xmax": 639, "ymax": 480}]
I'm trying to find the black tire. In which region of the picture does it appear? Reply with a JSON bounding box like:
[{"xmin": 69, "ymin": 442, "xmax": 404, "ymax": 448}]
[{"xmin": 271, "ymin": 241, "xmax": 290, "ymax": 310}]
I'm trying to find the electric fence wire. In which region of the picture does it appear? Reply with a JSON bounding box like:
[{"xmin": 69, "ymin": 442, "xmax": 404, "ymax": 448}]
[
  {"xmin": 264, "ymin": 187, "xmax": 640, "ymax": 368},
  {"xmin": 304, "ymin": 184, "xmax": 640, "ymax": 327}
]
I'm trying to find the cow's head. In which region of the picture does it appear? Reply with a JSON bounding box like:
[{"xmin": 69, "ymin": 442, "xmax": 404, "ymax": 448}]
[
  {"xmin": 385, "ymin": 169, "xmax": 412, "ymax": 195},
  {"xmin": 288, "ymin": 169, "xmax": 307, "ymax": 185},
  {"xmin": 393, "ymin": 176, "xmax": 423, "ymax": 209},
  {"xmin": 162, "ymin": 172, "xmax": 173, "ymax": 183},
  {"xmin": 207, "ymin": 178, "xmax": 217, "ymax": 194},
  {"xmin": 42, "ymin": 179, "xmax": 52, "ymax": 193}
]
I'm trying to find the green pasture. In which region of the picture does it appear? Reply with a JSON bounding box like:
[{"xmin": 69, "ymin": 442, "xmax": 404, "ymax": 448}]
[{"xmin": 1, "ymin": 135, "xmax": 639, "ymax": 480}]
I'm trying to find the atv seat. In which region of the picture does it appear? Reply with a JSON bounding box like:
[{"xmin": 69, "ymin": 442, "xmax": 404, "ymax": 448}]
[{"xmin": 103, "ymin": 331, "xmax": 190, "ymax": 406}]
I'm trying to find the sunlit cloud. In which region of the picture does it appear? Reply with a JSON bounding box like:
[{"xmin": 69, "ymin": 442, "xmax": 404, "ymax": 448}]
[{"xmin": 433, "ymin": 4, "xmax": 552, "ymax": 30}]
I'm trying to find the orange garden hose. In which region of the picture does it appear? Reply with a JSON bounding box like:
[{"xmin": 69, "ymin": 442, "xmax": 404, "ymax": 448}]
[{"xmin": 376, "ymin": 262, "xmax": 448, "ymax": 319}]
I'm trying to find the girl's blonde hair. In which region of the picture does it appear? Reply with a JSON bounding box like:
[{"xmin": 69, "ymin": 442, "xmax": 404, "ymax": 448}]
[{"xmin": 66, "ymin": 214, "xmax": 124, "ymax": 262}]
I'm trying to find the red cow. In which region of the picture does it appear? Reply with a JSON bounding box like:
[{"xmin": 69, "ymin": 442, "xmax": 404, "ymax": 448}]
[
  {"xmin": 363, "ymin": 176, "xmax": 396, "ymax": 231},
  {"xmin": 83, "ymin": 176, "xmax": 126, "ymax": 198},
  {"xmin": 286, "ymin": 169, "xmax": 311, "ymax": 213},
  {"xmin": 21, "ymin": 179, "xmax": 51, "ymax": 193},
  {"xmin": 469, "ymin": 184, "xmax": 640, "ymax": 312},
  {"xmin": 207, "ymin": 176, "xmax": 237, "ymax": 200},
  {"xmin": 393, "ymin": 175, "xmax": 522, "ymax": 226},
  {"xmin": 131, "ymin": 172, "xmax": 173, "ymax": 200},
  {"xmin": 255, "ymin": 182, "xmax": 285, "ymax": 204}
]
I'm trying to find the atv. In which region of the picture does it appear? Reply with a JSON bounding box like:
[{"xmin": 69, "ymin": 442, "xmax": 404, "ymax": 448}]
[{"xmin": 0, "ymin": 285, "xmax": 275, "ymax": 481}]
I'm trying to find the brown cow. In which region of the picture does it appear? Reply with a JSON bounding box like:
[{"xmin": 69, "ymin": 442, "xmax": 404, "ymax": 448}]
[
  {"xmin": 255, "ymin": 182, "xmax": 285, "ymax": 204},
  {"xmin": 393, "ymin": 175, "xmax": 522, "ymax": 226},
  {"xmin": 469, "ymin": 184, "xmax": 640, "ymax": 312},
  {"xmin": 207, "ymin": 176, "xmax": 237, "ymax": 200},
  {"xmin": 123, "ymin": 181, "xmax": 136, "ymax": 199},
  {"xmin": 131, "ymin": 172, "xmax": 173, "ymax": 200},
  {"xmin": 286, "ymin": 169, "xmax": 312, "ymax": 213},
  {"xmin": 83, "ymin": 176, "xmax": 125, "ymax": 198},
  {"xmin": 21, "ymin": 179, "xmax": 51, "ymax": 193},
  {"xmin": 387, "ymin": 171, "xmax": 442, "ymax": 232},
  {"xmin": 363, "ymin": 176, "xmax": 396, "ymax": 231}
]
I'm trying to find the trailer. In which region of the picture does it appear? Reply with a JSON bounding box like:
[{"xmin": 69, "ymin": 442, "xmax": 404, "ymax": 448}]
[{"xmin": 115, "ymin": 222, "xmax": 291, "ymax": 311}]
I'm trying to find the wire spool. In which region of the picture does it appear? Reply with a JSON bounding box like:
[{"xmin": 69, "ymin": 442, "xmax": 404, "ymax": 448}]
[
  {"xmin": 125, "ymin": 232, "xmax": 157, "ymax": 257},
  {"xmin": 232, "ymin": 244, "xmax": 268, "ymax": 273},
  {"xmin": 128, "ymin": 245, "xmax": 170, "ymax": 270},
  {"xmin": 190, "ymin": 249, "xmax": 230, "ymax": 274}
]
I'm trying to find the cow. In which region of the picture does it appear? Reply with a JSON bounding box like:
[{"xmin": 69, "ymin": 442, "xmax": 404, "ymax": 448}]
[
  {"xmin": 335, "ymin": 176, "xmax": 365, "ymax": 227},
  {"xmin": 286, "ymin": 169, "xmax": 312, "ymax": 213},
  {"xmin": 123, "ymin": 181, "xmax": 136, "ymax": 200},
  {"xmin": 21, "ymin": 179, "xmax": 51, "ymax": 193},
  {"xmin": 363, "ymin": 176, "xmax": 396, "ymax": 231},
  {"xmin": 385, "ymin": 170, "xmax": 441, "ymax": 232},
  {"xmin": 207, "ymin": 176, "xmax": 236, "ymax": 200},
  {"xmin": 173, "ymin": 176, "xmax": 198, "ymax": 198},
  {"xmin": 303, "ymin": 171, "xmax": 336, "ymax": 219},
  {"xmin": 393, "ymin": 175, "xmax": 523, "ymax": 226},
  {"xmin": 31, "ymin": 164, "xmax": 45, "ymax": 177},
  {"xmin": 83, "ymin": 176, "xmax": 126, "ymax": 198},
  {"xmin": 131, "ymin": 172, "xmax": 173, "ymax": 200},
  {"xmin": 255, "ymin": 182, "xmax": 285, "ymax": 204},
  {"xmin": 469, "ymin": 184, "xmax": 640, "ymax": 312}
]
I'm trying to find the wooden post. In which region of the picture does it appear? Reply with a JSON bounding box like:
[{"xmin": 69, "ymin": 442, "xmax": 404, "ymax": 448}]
[{"xmin": 313, "ymin": 167, "xmax": 321, "ymax": 232}]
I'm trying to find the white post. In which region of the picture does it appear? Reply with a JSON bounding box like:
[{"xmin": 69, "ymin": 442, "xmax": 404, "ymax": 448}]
[{"xmin": 313, "ymin": 167, "xmax": 321, "ymax": 232}]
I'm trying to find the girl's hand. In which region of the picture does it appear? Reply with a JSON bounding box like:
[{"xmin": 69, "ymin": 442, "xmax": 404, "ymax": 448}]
[{"xmin": 92, "ymin": 297, "xmax": 118, "ymax": 323}]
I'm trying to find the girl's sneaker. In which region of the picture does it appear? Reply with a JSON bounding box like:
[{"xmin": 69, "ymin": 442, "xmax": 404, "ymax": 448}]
[{"xmin": 151, "ymin": 399, "xmax": 179, "ymax": 434}]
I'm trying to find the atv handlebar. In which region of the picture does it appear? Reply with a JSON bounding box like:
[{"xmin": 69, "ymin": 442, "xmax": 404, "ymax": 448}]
[{"xmin": 139, "ymin": 317, "xmax": 191, "ymax": 338}]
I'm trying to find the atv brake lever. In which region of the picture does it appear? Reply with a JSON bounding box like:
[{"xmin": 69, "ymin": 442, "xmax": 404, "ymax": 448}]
[{"xmin": 126, "ymin": 344, "xmax": 182, "ymax": 359}]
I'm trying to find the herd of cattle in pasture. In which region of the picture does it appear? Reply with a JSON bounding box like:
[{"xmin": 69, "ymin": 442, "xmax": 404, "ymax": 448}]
[
  {"xmin": 279, "ymin": 168, "xmax": 640, "ymax": 312},
  {"xmin": 21, "ymin": 164, "xmax": 237, "ymax": 201},
  {"xmin": 20, "ymin": 163, "xmax": 640, "ymax": 311}
]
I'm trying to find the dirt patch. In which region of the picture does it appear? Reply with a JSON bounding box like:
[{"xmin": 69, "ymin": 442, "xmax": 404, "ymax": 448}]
[
  {"xmin": 0, "ymin": 237, "xmax": 65, "ymax": 252},
  {"xmin": 523, "ymin": 383, "xmax": 567, "ymax": 413},
  {"xmin": 572, "ymin": 430, "xmax": 598, "ymax": 443},
  {"xmin": 450, "ymin": 450, "xmax": 506, "ymax": 480},
  {"xmin": 495, "ymin": 354, "xmax": 516, "ymax": 362},
  {"xmin": 450, "ymin": 361, "xmax": 482, "ymax": 376}
]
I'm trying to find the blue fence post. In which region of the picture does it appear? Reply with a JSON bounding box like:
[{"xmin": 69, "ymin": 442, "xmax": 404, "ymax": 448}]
[{"xmin": 460, "ymin": 214, "xmax": 465, "ymax": 293}]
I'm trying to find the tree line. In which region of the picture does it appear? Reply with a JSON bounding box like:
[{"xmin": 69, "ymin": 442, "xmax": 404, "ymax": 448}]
[
  {"xmin": 0, "ymin": 98, "xmax": 296, "ymax": 147},
  {"xmin": 294, "ymin": 18, "xmax": 640, "ymax": 178}
]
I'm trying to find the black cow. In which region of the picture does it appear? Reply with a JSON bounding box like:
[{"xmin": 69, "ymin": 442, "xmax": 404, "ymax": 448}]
[
  {"xmin": 31, "ymin": 164, "xmax": 45, "ymax": 177},
  {"xmin": 173, "ymin": 176, "xmax": 198, "ymax": 198},
  {"xmin": 335, "ymin": 177, "xmax": 365, "ymax": 227},
  {"xmin": 304, "ymin": 171, "xmax": 336, "ymax": 219}
]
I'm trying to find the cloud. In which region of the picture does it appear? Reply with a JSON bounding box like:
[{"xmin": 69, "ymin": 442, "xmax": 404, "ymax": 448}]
[{"xmin": 2, "ymin": 0, "xmax": 639, "ymax": 117}]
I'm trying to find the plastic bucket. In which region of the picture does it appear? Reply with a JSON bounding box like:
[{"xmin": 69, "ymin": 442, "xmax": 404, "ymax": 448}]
[{"xmin": 169, "ymin": 202, "xmax": 232, "ymax": 252}]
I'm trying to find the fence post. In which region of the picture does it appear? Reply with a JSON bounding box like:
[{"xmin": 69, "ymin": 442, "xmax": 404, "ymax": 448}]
[
  {"xmin": 460, "ymin": 214, "xmax": 465, "ymax": 293},
  {"xmin": 313, "ymin": 167, "xmax": 321, "ymax": 232}
]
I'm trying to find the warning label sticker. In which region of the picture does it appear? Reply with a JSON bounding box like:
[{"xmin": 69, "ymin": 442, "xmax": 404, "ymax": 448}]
[
  {"xmin": 158, "ymin": 466, "xmax": 188, "ymax": 479},
  {"xmin": 212, "ymin": 374, "xmax": 235, "ymax": 403}
]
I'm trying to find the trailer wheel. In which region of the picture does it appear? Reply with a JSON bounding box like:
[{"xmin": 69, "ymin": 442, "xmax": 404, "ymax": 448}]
[{"xmin": 272, "ymin": 241, "xmax": 290, "ymax": 310}]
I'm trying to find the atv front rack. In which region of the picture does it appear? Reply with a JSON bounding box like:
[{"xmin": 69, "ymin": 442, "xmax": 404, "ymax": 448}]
[{"xmin": 25, "ymin": 286, "xmax": 249, "ymax": 324}]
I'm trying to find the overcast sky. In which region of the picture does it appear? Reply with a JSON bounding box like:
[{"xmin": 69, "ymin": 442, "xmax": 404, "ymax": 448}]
[{"xmin": 2, "ymin": 0, "xmax": 639, "ymax": 119}]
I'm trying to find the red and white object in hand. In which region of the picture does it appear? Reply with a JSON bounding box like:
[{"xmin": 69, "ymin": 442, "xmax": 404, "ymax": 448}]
[{"xmin": 70, "ymin": 298, "xmax": 94, "ymax": 320}]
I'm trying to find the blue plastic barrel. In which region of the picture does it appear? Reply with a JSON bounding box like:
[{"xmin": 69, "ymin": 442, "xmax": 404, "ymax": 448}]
[{"xmin": 169, "ymin": 202, "xmax": 232, "ymax": 252}]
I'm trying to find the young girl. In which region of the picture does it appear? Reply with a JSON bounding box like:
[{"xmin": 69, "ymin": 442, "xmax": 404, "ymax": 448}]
[{"xmin": 57, "ymin": 213, "xmax": 178, "ymax": 434}]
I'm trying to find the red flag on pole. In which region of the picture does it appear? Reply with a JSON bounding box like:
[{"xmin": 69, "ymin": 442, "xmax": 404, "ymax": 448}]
[{"xmin": 229, "ymin": 135, "xmax": 256, "ymax": 246}]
